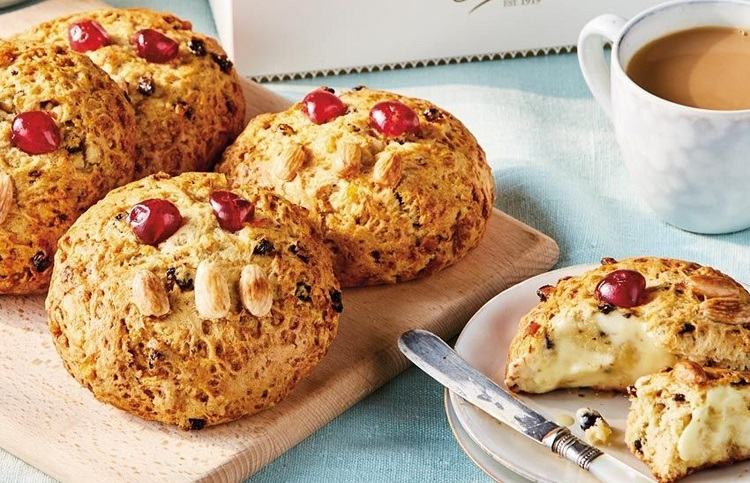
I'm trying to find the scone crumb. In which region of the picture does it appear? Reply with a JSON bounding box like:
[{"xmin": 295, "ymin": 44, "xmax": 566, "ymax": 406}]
[{"xmin": 576, "ymin": 407, "xmax": 613, "ymax": 445}]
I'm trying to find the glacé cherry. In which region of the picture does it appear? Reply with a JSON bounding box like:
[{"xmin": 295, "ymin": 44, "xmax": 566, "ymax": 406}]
[
  {"xmin": 302, "ymin": 89, "xmax": 346, "ymax": 124},
  {"xmin": 595, "ymin": 269, "xmax": 647, "ymax": 308},
  {"xmin": 68, "ymin": 20, "xmax": 111, "ymax": 52},
  {"xmin": 369, "ymin": 101, "xmax": 420, "ymax": 137},
  {"xmin": 209, "ymin": 191, "xmax": 255, "ymax": 232},
  {"xmin": 128, "ymin": 199, "xmax": 182, "ymax": 245},
  {"xmin": 133, "ymin": 29, "xmax": 179, "ymax": 63},
  {"xmin": 11, "ymin": 111, "xmax": 61, "ymax": 155}
]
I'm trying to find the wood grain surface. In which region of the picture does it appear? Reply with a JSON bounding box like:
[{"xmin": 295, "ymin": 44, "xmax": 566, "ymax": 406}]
[{"xmin": 0, "ymin": 1, "xmax": 560, "ymax": 481}]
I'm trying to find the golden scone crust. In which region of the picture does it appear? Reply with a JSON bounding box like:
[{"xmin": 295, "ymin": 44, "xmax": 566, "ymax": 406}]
[
  {"xmin": 218, "ymin": 87, "xmax": 494, "ymax": 287},
  {"xmin": 46, "ymin": 172, "xmax": 341, "ymax": 429},
  {"xmin": 626, "ymin": 361, "xmax": 750, "ymax": 482},
  {"xmin": 0, "ymin": 41, "xmax": 136, "ymax": 294},
  {"xmin": 17, "ymin": 8, "xmax": 246, "ymax": 178},
  {"xmin": 505, "ymin": 257, "xmax": 750, "ymax": 392}
]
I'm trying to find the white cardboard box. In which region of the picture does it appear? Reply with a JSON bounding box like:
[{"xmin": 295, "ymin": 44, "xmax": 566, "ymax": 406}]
[{"xmin": 209, "ymin": 0, "xmax": 664, "ymax": 81}]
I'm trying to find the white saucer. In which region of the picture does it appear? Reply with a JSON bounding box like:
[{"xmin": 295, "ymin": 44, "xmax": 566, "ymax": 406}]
[
  {"xmin": 446, "ymin": 264, "xmax": 750, "ymax": 482},
  {"xmin": 444, "ymin": 388, "xmax": 528, "ymax": 483}
]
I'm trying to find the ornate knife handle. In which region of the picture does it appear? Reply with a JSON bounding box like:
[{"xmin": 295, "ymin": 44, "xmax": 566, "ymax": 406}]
[{"xmin": 542, "ymin": 427, "xmax": 603, "ymax": 470}]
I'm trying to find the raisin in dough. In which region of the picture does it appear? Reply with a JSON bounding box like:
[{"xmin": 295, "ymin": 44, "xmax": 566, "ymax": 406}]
[
  {"xmin": 0, "ymin": 40, "xmax": 136, "ymax": 294},
  {"xmin": 46, "ymin": 172, "xmax": 341, "ymax": 429}
]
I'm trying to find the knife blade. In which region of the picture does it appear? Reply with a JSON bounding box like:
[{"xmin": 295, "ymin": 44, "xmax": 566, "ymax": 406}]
[{"xmin": 398, "ymin": 329, "xmax": 653, "ymax": 483}]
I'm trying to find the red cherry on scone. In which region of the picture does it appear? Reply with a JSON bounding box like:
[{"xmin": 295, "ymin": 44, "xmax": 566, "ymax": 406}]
[
  {"xmin": 369, "ymin": 100, "xmax": 420, "ymax": 137},
  {"xmin": 595, "ymin": 269, "xmax": 647, "ymax": 308},
  {"xmin": 302, "ymin": 89, "xmax": 346, "ymax": 124},
  {"xmin": 209, "ymin": 191, "xmax": 255, "ymax": 232},
  {"xmin": 68, "ymin": 20, "xmax": 111, "ymax": 52},
  {"xmin": 11, "ymin": 111, "xmax": 61, "ymax": 155},
  {"xmin": 128, "ymin": 199, "xmax": 183, "ymax": 245},
  {"xmin": 133, "ymin": 29, "xmax": 179, "ymax": 63}
]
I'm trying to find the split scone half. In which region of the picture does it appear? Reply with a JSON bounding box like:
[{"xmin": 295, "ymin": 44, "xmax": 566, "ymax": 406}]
[
  {"xmin": 505, "ymin": 257, "xmax": 750, "ymax": 393},
  {"xmin": 626, "ymin": 361, "xmax": 750, "ymax": 482}
]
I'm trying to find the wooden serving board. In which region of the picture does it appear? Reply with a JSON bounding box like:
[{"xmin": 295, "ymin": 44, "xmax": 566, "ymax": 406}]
[{"xmin": 0, "ymin": 1, "xmax": 559, "ymax": 481}]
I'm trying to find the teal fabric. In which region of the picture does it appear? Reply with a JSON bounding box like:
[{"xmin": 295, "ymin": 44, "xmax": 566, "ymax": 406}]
[{"xmin": 3, "ymin": 1, "xmax": 750, "ymax": 482}]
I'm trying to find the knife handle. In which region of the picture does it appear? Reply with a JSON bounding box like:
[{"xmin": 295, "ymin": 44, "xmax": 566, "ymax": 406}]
[
  {"xmin": 542, "ymin": 427, "xmax": 653, "ymax": 482},
  {"xmin": 541, "ymin": 427, "xmax": 602, "ymax": 469}
]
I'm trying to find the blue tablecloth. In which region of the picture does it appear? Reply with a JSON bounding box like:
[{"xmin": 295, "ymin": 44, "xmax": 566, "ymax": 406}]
[{"xmin": 3, "ymin": 1, "xmax": 750, "ymax": 482}]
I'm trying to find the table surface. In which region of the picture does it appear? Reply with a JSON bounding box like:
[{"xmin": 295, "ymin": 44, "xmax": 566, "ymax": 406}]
[{"xmin": 3, "ymin": 1, "xmax": 750, "ymax": 482}]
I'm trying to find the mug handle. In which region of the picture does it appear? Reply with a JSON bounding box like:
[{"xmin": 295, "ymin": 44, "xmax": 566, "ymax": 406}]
[{"xmin": 577, "ymin": 14, "xmax": 627, "ymax": 118}]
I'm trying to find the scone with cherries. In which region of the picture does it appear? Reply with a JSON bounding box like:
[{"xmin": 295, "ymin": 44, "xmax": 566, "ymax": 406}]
[
  {"xmin": 218, "ymin": 87, "xmax": 494, "ymax": 286},
  {"xmin": 0, "ymin": 40, "xmax": 136, "ymax": 294},
  {"xmin": 46, "ymin": 172, "xmax": 342, "ymax": 429},
  {"xmin": 18, "ymin": 8, "xmax": 245, "ymax": 178},
  {"xmin": 627, "ymin": 361, "xmax": 750, "ymax": 482},
  {"xmin": 505, "ymin": 257, "xmax": 750, "ymax": 393}
]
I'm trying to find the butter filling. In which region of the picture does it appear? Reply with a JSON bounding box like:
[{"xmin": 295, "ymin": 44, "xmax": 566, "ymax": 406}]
[
  {"xmin": 519, "ymin": 309, "xmax": 676, "ymax": 392},
  {"xmin": 678, "ymin": 386, "xmax": 750, "ymax": 464}
]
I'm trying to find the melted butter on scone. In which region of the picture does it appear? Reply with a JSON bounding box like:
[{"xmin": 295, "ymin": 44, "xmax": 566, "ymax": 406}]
[
  {"xmin": 627, "ymin": 361, "xmax": 750, "ymax": 482},
  {"xmin": 519, "ymin": 308, "xmax": 675, "ymax": 393},
  {"xmin": 505, "ymin": 257, "xmax": 750, "ymax": 394},
  {"xmin": 678, "ymin": 386, "xmax": 750, "ymax": 464}
]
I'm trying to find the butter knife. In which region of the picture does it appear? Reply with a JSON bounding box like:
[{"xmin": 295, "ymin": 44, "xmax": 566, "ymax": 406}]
[{"xmin": 398, "ymin": 329, "xmax": 652, "ymax": 483}]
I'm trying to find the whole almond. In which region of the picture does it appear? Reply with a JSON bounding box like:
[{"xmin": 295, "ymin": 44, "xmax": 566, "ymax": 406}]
[
  {"xmin": 700, "ymin": 297, "xmax": 750, "ymax": 324},
  {"xmin": 240, "ymin": 264, "xmax": 273, "ymax": 317},
  {"xmin": 688, "ymin": 274, "xmax": 741, "ymax": 299},
  {"xmin": 372, "ymin": 151, "xmax": 401, "ymax": 187},
  {"xmin": 333, "ymin": 142, "xmax": 362, "ymax": 178},
  {"xmin": 673, "ymin": 361, "xmax": 709, "ymax": 384},
  {"xmin": 272, "ymin": 144, "xmax": 306, "ymax": 181},
  {"xmin": 195, "ymin": 260, "xmax": 231, "ymax": 319},
  {"xmin": 0, "ymin": 171, "xmax": 13, "ymax": 225},
  {"xmin": 132, "ymin": 270, "xmax": 170, "ymax": 317}
]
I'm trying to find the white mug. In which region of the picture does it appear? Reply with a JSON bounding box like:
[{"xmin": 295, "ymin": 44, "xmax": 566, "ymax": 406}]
[{"xmin": 578, "ymin": 0, "xmax": 750, "ymax": 234}]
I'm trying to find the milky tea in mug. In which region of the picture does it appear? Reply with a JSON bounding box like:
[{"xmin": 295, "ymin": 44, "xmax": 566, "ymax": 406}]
[
  {"xmin": 578, "ymin": 1, "xmax": 750, "ymax": 234},
  {"xmin": 627, "ymin": 26, "xmax": 750, "ymax": 110}
]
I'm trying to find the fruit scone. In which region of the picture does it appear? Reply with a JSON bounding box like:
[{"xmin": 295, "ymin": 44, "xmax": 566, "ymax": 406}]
[
  {"xmin": 627, "ymin": 361, "xmax": 750, "ymax": 482},
  {"xmin": 218, "ymin": 87, "xmax": 495, "ymax": 286},
  {"xmin": 505, "ymin": 257, "xmax": 750, "ymax": 393},
  {"xmin": 46, "ymin": 172, "xmax": 342, "ymax": 429},
  {"xmin": 0, "ymin": 40, "xmax": 136, "ymax": 294},
  {"xmin": 17, "ymin": 8, "xmax": 245, "ymax": 178}
]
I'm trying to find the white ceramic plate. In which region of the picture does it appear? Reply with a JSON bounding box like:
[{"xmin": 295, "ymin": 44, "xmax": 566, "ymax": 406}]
[{"xmin": 448, "ymin": 264, "xmax": 750, "ymax": 483}]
